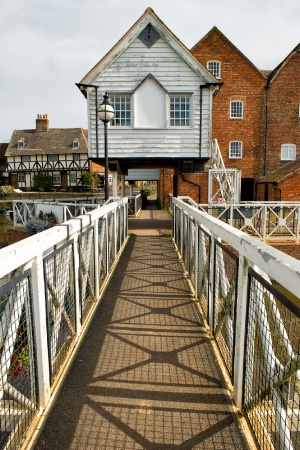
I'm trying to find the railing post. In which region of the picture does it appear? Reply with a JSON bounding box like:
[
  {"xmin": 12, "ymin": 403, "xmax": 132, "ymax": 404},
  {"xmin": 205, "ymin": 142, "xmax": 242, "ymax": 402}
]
[
  {"xmin": 297, "ymin": 206, "xmax": 300, "ymax": 243},
  {"xmin": 194, "ymin": 220, "xmax": 199, "ymax": 300},
  {"xmin": 72, "ymin": 232, "xmax": 82, "ymax": 335},
  {"xmin": 31, "ymin": 254, "xmax": 51, "ymax": 409},
  {"xmin": 208, "ymin": 235, "xmax": 216, "ymax": 333},
  {"xmin": 233, "ymin": 254, "xmax": 249, "ymax": 409},
  {"xmin": 93, "ymin": 216, "xmax": 100, "ymax": 300}
]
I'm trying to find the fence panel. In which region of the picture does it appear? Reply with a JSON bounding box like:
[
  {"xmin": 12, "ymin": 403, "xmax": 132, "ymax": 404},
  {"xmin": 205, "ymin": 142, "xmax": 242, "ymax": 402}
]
[
  {"xmin": 244, "ymin": 268, "xmax": 300, "ymax": 450},
  {"xmin": 44, "ymin": 241, "xmax": 76, "ymax": 383},
  {"xmin": 0, "ymin": 270, "xmax": 37, "ymax": 450}
]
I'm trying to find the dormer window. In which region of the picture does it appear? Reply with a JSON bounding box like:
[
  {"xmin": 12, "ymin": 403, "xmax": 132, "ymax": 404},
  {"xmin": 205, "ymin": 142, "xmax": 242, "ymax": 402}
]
[
  {"xmin": 17, "ymin": 139, "xmax": 25, "ymax": 148},
  {"xmin": 207, "ymin": 61, "xmax": 221, "ymax": 79},
  {"xmin": 73, "ymin": 140, "xmax": 80, "ymax": 149}
]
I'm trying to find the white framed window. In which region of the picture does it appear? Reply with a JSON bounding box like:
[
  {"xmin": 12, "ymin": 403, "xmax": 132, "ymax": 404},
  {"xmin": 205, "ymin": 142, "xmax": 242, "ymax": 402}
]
[
  {"xmin": 230, "ymin": 101, "xmax": 244, "ymax": 119},
  {"xmin": 73, "ymin": 140, "xmax": 80, "ymax": 148},
  {"xmin": 53, "ymin": 173, "xmax": 61, "ymax": 184},
  {"xmin": 110, "ymin": 95, "xmax": 131, "ymax": 126},
  {"xmin": 18, "ymin": 172, "xmax": 25, "ymax": 182},
  {"xmin": 69, "ymin": 173, "xmax": 77, "ymax": 185},
  {"xmin": 17, "ymin": 139, "xmax": 25, "ymax": 148},
  {"xmin": 229, "ymin": 141, "xmax": 243, "ymax": 158},
  {"xmin": 48, "ymin": 154, "xmax": 58, "ymax": 161},
  {"xmin": 169, "ymin": 95, "xmax": 191, "ymax": 127},
  {"xmin": 21, "ymin": 155, "xmax": 30, "ymax": 162},
  {"xmin": 207, "ymin": 61, "xmax": 221, "ymax": 79},
  {"xmin": 281, "ymin": 144, "xmax": 296, "ymax": 160}
]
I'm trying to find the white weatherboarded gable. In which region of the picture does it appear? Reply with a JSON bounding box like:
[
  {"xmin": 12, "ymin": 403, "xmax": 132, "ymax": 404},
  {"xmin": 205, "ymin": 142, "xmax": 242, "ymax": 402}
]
[{"xmin": 79, "ymin": 8, "xmax": 219, "ymax": 163}]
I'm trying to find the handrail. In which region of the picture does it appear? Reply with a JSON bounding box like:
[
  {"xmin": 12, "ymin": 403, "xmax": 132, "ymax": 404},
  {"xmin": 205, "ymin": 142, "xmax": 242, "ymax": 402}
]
[
  {"xmin": 172, "ymin": 196, "xmax": 300, "ymax": 450},
  {"xmin": 0, "ymin": 198, "xmax": 128, "ymax": 450}
]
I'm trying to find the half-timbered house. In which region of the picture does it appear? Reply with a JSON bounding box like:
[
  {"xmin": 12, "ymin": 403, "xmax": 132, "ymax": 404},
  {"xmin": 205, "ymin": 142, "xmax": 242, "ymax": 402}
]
[{"xmin": 5, "ymin": 115, "xmax": 93, "ymax": 190}]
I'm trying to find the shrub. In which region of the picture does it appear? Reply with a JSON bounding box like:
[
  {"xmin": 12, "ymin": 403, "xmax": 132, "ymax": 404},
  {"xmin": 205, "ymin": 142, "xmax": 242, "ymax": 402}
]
[
  {"xmin": 0, "ymin": 185, "xmax": 14, "ymax": 196},
  {"xmin": 33, "ymin": 174, "xmax": 53, "ymax": 191},
  {"xmin": 80, "ymin": 171, "xmax": 94, "ymax": 188}
]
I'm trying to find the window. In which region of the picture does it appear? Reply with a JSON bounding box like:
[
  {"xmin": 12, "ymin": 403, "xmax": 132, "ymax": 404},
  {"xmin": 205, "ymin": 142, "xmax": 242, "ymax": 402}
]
[
  {"xmin": 207, "ymin": 61, "xmax": 221, "ymax": 79},
  {"xmin": 48, "ymin": 154, "xmax": 58, "ymax": 161},
  {"xmin": 53, "ymin": 173, "xmax": 61, "ymax": 184},
  {"xmin": 73, "ymin": 153, "xmax": 80, "ymax": 161},
  {"xmin": 73, "ymin": 140, "xmax": 80, "ymax": 149},
  {"xmin": 229, "ymin": 141, "xmax": 243, "ymax": 158},
  {"xmin": 69, "ymin": 173, "xmax": 77, "ymax": 184},
  {"xmin": 281, "ymin": 144, "xmax": 296, "ymax": 160},
  {"xmin": 170, "ymin": 96, "xmax": 191, "ymax": 126},
  {"xmin": 17, "ymin": 139, "xmax": 25, "ymax": 148},
  {"xmin": 18, "ymin": 173, "xmax": 25, "ymax": 182},
  {"xmin": 21, "ymin": 155, "xmax": 30, "ymax": 162},
  {"xmin": 230, "ymin": 101, "xmax": 243, "ymax": 119},
  {"xmin": 110, "ymin": 95, "xmax": 131, "ymax": 126}
]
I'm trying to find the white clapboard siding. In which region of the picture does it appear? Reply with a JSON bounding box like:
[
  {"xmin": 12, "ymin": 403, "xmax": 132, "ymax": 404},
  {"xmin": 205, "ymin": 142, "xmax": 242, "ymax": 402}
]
[{"xmin": 87, "ymin": 36, "xmax": 213, "ymax": 160}]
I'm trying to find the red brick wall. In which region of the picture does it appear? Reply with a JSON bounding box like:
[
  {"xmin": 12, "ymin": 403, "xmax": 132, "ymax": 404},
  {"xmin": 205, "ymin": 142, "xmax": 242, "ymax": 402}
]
[
  {"xmin": 191, "ymin": 28, "xmax": 266, "ymax": 183},
  {"xmin": 266, "ymin": 49, "xmax": 300, "ymax": 174}
]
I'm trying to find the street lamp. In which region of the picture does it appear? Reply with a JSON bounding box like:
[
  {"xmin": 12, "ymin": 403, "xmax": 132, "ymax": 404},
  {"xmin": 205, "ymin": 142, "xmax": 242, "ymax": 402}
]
[{"xmin": 97, "ymin": 92, "xmax": 115, "ymax": 201}]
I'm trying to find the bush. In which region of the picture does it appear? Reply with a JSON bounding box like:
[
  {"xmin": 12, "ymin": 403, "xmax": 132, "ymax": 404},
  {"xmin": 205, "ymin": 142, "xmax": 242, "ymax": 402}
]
[
  {"xmin": 0, "ymin": 185, "xmax": 14, "ymax": 196},
  {"xmin": 80, "ymin": 171, "xmax": 94, "ymax": 188},
  {"xmin": 33, "ymin": 174, "xmax": 53, "ymax": 191},
  {"xmin": 25, "ymin": 211, "xmax": 57, "ymax": 234}
]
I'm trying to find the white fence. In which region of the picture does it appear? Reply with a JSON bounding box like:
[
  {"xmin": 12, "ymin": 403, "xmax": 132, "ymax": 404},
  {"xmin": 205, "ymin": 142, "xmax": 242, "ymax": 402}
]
[
  {"xmin": 197, "ymin": 202, "xmax": 300, "ymax": 242},
  {"xmin": 172, "ymin": 196, "xmax": 300, "ymax": 450},
  {"xmin": 0, "ymin": 198, "xmax": 128, "ymax": 450},
  {"xmin": 13, "ymin": 200, "xmax": 101, "ymax": 227}
]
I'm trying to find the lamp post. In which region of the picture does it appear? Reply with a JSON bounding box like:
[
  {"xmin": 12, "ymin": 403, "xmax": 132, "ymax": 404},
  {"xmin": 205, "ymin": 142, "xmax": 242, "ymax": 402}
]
[{"xmin": 97, "ymin": 92, "xmax": 115, "ymax": 202}]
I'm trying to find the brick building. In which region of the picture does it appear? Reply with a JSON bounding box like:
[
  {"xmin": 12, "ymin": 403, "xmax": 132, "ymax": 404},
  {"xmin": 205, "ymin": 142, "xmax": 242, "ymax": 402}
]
[
  {"xmin": 191, "ymin": 27, "xmax": 266, "ymax": 201},
  {"xmin": 191, "ymin": 29, "xmax": 300, "ymax": 202},
  {"xmin": 256, "ymin": 44, "xmax": 300, "ymax": 201}
]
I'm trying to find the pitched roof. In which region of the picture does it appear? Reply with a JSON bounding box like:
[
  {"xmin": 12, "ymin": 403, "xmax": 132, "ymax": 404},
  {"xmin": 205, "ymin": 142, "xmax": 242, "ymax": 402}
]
[
  {"xmin": 257, "ymin": 158, "xmax": 300, "ymax": 183},
  {"xmin": 191, "ymin": 26, "xmax": 267, "ymax": 79},
  {"xmin": 267, "ymin": 43, "xmax": 300, "ymax": 85},
  {"xmin": 5, "ymin": 128, "xmax": 88, "ymax": 157},
  {"xmin": 79, "ymin": 7, "xmax": 218, "ymax": 86}
]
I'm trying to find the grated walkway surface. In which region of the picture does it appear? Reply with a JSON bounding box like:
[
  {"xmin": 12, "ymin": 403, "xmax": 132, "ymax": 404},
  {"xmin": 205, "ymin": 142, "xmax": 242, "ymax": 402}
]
[{"xmin": 33, "ymin": 212, "xmax": 249, "ymax": 450}]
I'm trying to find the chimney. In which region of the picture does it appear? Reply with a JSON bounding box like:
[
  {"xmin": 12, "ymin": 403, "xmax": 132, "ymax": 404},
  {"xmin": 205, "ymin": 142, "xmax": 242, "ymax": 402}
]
[{"xmin": 36, "ymin": 114, "xmax": 49, "ymax": 132}]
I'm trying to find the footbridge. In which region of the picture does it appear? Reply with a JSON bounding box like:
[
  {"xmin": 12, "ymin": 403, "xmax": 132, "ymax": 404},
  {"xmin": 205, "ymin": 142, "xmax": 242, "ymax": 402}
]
[{"xmin": 1, "ymin": 197, "xmax": 300, "ymax": 450}]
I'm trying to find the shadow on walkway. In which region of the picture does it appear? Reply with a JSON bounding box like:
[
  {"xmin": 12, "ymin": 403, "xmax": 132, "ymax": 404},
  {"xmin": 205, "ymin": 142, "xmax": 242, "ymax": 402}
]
[{"xmin": 33, "ymin": 236, "xmax": 249, "ymax": 449}]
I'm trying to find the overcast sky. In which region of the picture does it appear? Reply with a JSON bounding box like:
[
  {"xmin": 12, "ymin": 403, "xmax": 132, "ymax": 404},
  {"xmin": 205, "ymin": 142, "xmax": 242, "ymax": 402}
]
[{"xmin": 0, "ymin": 0, "xmax": 299, "ymax": 142}]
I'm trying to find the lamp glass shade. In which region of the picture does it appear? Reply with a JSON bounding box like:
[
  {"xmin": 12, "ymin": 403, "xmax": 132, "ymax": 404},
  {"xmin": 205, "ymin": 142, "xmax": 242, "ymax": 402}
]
[{"xmin": 97, "ymin": 93, "xmax": 115, "ymax": 123}]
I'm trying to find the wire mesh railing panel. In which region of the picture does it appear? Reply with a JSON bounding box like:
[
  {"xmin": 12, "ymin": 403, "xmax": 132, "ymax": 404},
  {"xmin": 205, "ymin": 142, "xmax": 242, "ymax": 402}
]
[
  {"xmin": 0, "ymin": 270, "xmax": 37, "ymax": 450},
  {"xmin": 197, "ymin": 227, "xmax": 211, "ymax": 323},
  {"xmin": 244, "ymin": 268, "xmax": 300, "ymax": 450},
  {"xmin": 78, "ymin": 226, "xmax": 95, "ymax": 323},
  {"xmin": 44, "ymin": 241, "xmax": 76, "ymax": 382},
  {"xmin": 213, "ymin": 241, "xmax": 238, "ymax": 379}
]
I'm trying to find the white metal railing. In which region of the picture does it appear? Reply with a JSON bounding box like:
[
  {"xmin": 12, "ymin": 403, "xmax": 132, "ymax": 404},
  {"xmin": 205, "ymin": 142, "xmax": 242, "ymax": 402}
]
[
  {"xmin": 194, "ymin": 202, "xmax": 300, "ymax": 243},
  {"xmin": 0, "ymin": 198, "xmax": 128, "ymax": 450},
  {"xmin": 13, "ymin": 200, "xmax": 101, "ymax": 227},
  {"xmin": 209, "ymin": 139, "xmax": 240, "ymax": 204},
  {"xmin": 172, "ymin": 196, "xmax": 300, "ymax": 450}
]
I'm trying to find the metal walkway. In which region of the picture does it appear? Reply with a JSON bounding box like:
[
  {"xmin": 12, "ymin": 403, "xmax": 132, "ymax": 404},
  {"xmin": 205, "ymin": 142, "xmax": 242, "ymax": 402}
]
[{"xmin": 33, "ymin": 210, "xmax": 250, "ymax": 449}]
